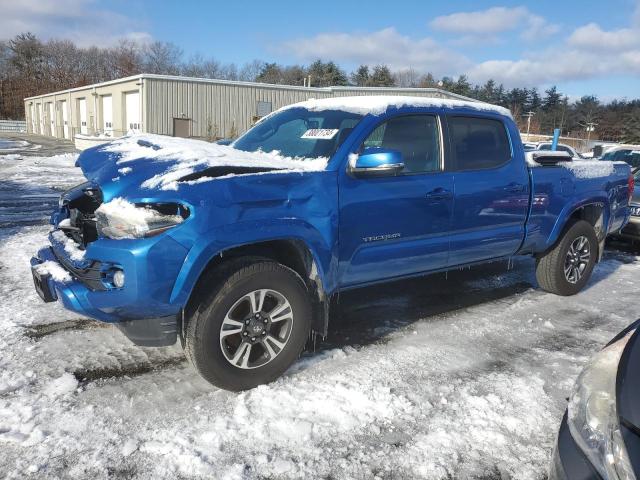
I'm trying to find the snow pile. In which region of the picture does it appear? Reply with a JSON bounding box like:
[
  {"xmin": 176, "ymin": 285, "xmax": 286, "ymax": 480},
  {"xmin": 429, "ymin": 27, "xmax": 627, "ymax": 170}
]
[
  {"xmin": 278, "ymin": 95, "xmax": 512, "ymax": 118},
  {"xmin": 95, "ymin": 197, "xmax": 184, "ymax": 239},
  {"xmin": 0, "ymin": 152, "xmax": 82, "ymax": 190},
  {"xmin": 101, "ymin": 134, "xmax": 328, "ymax": 190},
  {"xmin": 51, "ymin": 230, "xmax": 85, "ymax": 261}
]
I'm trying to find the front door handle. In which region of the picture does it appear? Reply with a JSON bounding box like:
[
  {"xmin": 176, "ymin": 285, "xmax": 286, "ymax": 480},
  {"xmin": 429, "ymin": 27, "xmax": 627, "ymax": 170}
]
[
  {"xmin": 504, "ymin": 182, "xmax": 525, "ymax": 193},
  {"xmin": 425, "ymin": 188, "xmax": 453, "ymax": 201}
]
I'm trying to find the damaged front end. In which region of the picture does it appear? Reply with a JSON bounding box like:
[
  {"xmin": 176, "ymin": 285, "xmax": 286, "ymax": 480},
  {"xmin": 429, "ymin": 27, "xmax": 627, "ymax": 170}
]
[{"xmin": 30, "ymin": 179, "xmax": 190, "ymax": 346}]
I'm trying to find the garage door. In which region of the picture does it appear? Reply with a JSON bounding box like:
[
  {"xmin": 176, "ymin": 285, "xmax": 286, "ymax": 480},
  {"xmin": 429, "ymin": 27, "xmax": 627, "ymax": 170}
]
[
  {"xmin": 36, "ymin": 104, "xmax": 43, "ymax": 134},
  {"xmin": 78, "ymin": 98, "xmax": 88, "ymax": 135},
  {"xmin": 30, "ymin": 104, "xmax": 36, "ymax": 133},
  {"xmin": 60, "ymin": 100, "xmax": 69, "ymax": 139},
  {"xmin": 48, "ymin": 103, "xmax": 55, "ymax": 137},
  {"xmin": 125, "ymin": 91, "xmax": 140, "ymax": 134},
  {"xmin": 102, "ymin": 95, "xmax": 113, "ymax": 135}
]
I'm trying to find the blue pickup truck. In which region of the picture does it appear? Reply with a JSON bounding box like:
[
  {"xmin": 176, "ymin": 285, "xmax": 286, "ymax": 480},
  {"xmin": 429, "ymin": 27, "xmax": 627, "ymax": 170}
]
[{"xmin": 31, "ymin": 97, "xmax": 633, "ymax": 390}]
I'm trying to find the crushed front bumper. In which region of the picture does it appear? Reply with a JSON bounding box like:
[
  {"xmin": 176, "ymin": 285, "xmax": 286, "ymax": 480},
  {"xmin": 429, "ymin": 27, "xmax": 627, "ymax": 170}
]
[{"xmin": 30, "ymin": 230, "xmax": 190, "ymax": 346}]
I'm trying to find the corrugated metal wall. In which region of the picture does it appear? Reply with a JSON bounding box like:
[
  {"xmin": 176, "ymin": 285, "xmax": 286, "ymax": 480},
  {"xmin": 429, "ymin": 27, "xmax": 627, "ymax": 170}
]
[
  {"xmin": 145, "ymin": 78, "xmax": 466, "ymax": 139},
  {"xmin": 145, "ymin": 78, "xmax": 335, "ymax": 138}
]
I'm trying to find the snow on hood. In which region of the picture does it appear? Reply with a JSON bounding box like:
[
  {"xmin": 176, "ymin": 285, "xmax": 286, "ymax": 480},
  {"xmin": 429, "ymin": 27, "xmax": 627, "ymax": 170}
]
[
  {"xmin": 81, "ymin": 134, "xmax": 328, "ymax": 191},
  {"xmin": 276, "ymin": 95, "xmax": 512, "ymax": 118}
]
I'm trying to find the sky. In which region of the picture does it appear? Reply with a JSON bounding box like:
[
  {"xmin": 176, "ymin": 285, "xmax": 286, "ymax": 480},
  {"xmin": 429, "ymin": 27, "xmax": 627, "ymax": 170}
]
[{"xmin": 1, "ymin": 0, "xmax": 639, "ymax": 100}]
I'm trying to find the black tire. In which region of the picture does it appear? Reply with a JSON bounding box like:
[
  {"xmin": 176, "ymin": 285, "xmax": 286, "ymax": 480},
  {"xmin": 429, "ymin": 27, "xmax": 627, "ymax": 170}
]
[
  {"xmin": 535, "ymin": 219, "xmax": 598, "ymax": 296},
  {"xmin": 185, "ymin": 258, "xmax": 311, "ymax": 391}
]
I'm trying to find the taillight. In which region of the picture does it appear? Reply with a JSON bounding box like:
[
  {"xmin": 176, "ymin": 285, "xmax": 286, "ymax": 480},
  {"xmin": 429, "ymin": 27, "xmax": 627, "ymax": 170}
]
[{"xmin": 630, "ymin": 173, "xmax": 635, "ymax": 204}]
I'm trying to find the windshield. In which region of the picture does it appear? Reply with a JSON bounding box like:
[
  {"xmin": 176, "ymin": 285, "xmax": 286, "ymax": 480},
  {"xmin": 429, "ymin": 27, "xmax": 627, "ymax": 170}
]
[{"xmin": 233, "ymin": 108, "xmax": 363, "ymax": 159}]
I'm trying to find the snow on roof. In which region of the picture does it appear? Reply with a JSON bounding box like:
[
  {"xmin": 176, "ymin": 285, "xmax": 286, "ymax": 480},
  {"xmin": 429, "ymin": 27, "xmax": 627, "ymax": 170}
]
[
  {"xmin": 279, "ymin": 95, "xmax": 512, "ymax": 118},
  {"xmin": 101, "ymin": 134, "xmax": 328, "ymax": 190}
]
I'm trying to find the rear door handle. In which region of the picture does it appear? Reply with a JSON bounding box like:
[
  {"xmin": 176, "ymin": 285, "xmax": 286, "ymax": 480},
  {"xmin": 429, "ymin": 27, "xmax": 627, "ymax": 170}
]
[
  {"xmin": 504, "ymin": 182, "xmax": 525, "ymax": 193},
  {"xmin": 425, "ymin": 188, "xmax": 453, "ymax": 201}
]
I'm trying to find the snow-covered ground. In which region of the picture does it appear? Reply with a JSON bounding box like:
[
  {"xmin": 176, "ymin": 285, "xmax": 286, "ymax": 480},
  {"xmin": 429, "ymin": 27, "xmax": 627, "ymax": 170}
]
[{"xmin": 1, "ymin": 150, "xmax": 639, "ymax": 479}]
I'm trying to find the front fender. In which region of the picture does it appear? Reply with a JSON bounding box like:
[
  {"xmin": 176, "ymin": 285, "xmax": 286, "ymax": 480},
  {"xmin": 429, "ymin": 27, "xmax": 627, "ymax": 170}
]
[{"xmin": 169, "ymin": 218, "xmax": 336, "ymax": 307}]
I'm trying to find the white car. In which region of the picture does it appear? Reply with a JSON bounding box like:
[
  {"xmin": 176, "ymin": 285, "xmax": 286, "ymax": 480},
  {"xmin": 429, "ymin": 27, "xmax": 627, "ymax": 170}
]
[{"xmin": 534, "ymin": 142, "xmax": 587, "ymax": 160}]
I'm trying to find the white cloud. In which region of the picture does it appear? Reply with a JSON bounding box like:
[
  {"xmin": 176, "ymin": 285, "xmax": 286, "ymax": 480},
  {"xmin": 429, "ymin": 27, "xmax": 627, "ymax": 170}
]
[
  {"xmin": 567, "ymin": 22, "xmax": 640, "ymax": 51},
  {"xmin": 0, "ymin": 0, "xmax": 152, "ymax": 46},
  {"xmin": 467, "ymin": 42, "xmax": 640, "ymax": 87},
  {"xmin": 521, "ymin": 15, "xmax": 561, "ymax": 42},
  {"xmin": 280, "ymin": 27, "xmax": 471, "ymax": 76},
  {"xmin": 429, "ymin": 6, "xmax": 559, "ymax": 42},
  {"xmin": 430, "ymin": 7, "xmax": 528, "ymax": 35}
]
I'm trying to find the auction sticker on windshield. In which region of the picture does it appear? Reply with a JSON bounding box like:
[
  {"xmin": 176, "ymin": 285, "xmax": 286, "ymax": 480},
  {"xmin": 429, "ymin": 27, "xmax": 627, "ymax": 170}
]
[{"xmin": 301, "ymin": 129, "xmax": 339, "ymax": 139}]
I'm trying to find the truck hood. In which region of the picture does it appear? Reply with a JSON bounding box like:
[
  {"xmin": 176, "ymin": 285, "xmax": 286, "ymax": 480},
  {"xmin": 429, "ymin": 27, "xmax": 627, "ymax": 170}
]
[{"xmin": 76, "ymin": 134, "xmax": 329, "ymax": 198}]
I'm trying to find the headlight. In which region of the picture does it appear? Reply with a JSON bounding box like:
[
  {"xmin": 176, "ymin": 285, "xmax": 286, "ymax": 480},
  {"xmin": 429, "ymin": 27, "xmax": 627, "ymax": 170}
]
[
  {"xmin": 568, "ymin": 329, "xmax": 637, "ymax": 480},
  {"xmin": 95, "ymin": 197, "xmax": 189, "ymax": 240}
]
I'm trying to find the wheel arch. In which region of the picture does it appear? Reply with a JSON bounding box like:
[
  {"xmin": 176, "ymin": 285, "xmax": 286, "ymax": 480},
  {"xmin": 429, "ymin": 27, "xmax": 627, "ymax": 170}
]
[
  {"xmin": 179, "ymin": 238, "xmax": 333, "ymax": 341},
  {"xmin": 543, "ymin": 199, "xmax": 609, "ymax": 257}
]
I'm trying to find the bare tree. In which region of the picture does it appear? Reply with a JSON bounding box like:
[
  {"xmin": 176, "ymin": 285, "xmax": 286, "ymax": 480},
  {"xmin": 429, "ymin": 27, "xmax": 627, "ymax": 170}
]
[
  {"xmin": 110, "ymin": 39, "xmax": 143, "ymax": 78},
  {"xmin": 142, "ymin": 41, "xmax": 183, "ymax": 75},
  {"xmin": 393, "ymin": 68, "xmax": 420, "ymax": 88}
]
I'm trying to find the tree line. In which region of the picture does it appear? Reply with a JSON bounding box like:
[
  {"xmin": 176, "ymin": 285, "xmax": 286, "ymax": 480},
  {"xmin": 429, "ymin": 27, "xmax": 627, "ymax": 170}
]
[{"xmin": 1, "ymin": 33, "xmax": 639, "ymax": 143}]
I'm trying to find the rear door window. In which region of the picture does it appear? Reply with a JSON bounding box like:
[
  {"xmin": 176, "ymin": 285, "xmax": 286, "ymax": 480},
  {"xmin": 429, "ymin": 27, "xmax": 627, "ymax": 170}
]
[{"xmin": 448, "ymin": 116, "xmax": 511, "ymax": 171}]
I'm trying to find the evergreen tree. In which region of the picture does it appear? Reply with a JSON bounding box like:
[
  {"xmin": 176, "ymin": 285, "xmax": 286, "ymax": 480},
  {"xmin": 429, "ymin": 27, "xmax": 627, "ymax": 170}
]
[
  {"xmin": 256, "ymin": 63, "xmax": 283, "ymax": 84},
  {"xmin": 543, "ymin": 86, "xmax": 562, "ymax": 111},
  {"xmin": 621, "ymin": 108, "xmax": 640, "ymax": 144},
  {"xmin": 307, "ymin": 59, "xmax": 348, "ymax": 87},
  {"xmin": 451, "ymin": 75, "xmax": 471, "ymax": 96},
  {"xmin": 323, "ymin": 61, "xmax": 348, "ymax": 86},
  {"xmin": 527, "ymin": 88, "xmax": 542, "ymax": 112},
  {"xmin": 350, "ymin": 65, "xmax": 370, "ymax": 86},
  {"xmin": 479, "ymin": 80, "xmax": 496, "ymax": 103},
  {"xmin": 369, "ymin": 65, "xmax": 395, "ymax": 87}
]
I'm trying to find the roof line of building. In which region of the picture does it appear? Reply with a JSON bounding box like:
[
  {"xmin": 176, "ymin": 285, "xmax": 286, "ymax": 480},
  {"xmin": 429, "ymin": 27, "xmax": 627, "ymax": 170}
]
[{"xmin": 24, "ymin": 73, "xmax": 475, "ymax": 102}]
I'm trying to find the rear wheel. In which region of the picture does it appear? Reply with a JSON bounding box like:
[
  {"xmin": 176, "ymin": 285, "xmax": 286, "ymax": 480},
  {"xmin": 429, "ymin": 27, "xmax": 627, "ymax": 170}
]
[
  {"xmin": 535, "ymin": 220, "xmax": 598, "ymax": 296},
  {"xmin": 185, "ymin": 259, "xmax": 311, "ymax": 391}
]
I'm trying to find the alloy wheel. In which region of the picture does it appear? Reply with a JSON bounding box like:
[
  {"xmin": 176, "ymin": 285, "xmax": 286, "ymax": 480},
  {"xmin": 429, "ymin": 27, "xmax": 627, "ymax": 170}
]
[
  {"xmin": 564, "ymin": 235, "xmax": 591, "ymax": 284},
  {"xmin": 219, "ymin": 289, "xmax": 294, "ymax": 369}
]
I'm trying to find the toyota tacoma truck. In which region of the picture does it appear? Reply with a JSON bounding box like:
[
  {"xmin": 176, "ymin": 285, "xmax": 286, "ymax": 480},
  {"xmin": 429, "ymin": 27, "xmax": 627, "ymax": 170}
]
[{"xmin": 31, "ymin": 96, "xmax": 633, "ymax": 390}]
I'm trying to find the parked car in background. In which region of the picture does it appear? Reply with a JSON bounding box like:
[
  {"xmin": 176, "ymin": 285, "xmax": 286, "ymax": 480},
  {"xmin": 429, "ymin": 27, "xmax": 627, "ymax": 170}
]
[
  {"xmin": 31, "ymin": 96, "xmax": 633, "ymax": 390},
  {"xmin": 600, "ymin": 146, "xmax": 640, "ymax": 169},
  {"xmin": 550, "ymin": 319, "xmax": 640, "ymax": 480},
  {"xmin": 536, "ymin": 142, "xmax": 587, "ymax": 160},
  {"xmin": 615, "ymin": 168, "xmax": 640, "ymax": 243}
]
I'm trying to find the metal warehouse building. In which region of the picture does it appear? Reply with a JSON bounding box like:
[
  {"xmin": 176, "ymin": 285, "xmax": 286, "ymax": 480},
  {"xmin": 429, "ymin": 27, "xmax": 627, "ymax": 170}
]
[{"xmin": 24, "ymin": 74, "xmax": 473, "ymax": 140}]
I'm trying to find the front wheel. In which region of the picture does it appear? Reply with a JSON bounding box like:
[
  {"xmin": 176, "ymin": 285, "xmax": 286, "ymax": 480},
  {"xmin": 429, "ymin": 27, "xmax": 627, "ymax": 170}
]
[
  {"xmin": 185, "ymin": 259, "xmax": 311, "ymax": 391},
  {"xmin": 535, "ymin": 219, "xmax": 598, "ymax": 296}
]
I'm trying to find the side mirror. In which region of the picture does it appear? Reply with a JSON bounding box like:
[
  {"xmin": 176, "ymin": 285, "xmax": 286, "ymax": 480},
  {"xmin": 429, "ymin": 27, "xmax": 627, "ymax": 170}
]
[{"xmin": 349, "ymin": 147, "xmax": 404, "ymax": 178}]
